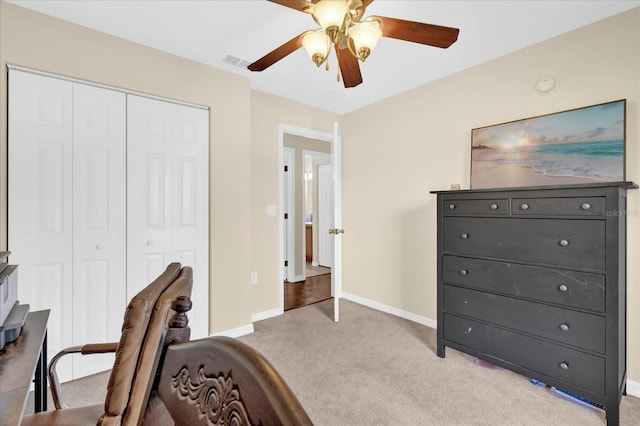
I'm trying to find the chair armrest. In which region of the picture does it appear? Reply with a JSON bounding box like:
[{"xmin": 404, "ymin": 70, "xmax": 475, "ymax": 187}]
[
  {"xmin": 80, "ymin": 342, "xmax": 119, "ymax": 354},
  {"xmin": 48, "ymin": 342, "xmax": 119, "ymax": 409}
]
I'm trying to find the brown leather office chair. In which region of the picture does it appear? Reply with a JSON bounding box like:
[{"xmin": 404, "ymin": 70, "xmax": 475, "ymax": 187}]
[{"xmin": 22, "ymin": 263, "xmax": 193, "ymax": 426}]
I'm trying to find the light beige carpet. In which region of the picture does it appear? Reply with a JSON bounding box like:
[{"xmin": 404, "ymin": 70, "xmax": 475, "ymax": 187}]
[{"xmin": 37, "ymin": 299, "xmax": 640, "ymax": 425}]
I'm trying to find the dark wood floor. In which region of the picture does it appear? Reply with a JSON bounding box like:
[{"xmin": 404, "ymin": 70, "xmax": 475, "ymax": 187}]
[{"xmin": 284, "ymin": 273, "xmax": 332, "ymax": 311}]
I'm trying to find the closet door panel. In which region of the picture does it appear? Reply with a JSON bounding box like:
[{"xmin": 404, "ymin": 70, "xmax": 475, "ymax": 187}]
[
  {"xmin": 72, "ymin": 83, "xmax": 126, "ymax": 378},
  {"xmin": 127, "ymin": 95, "xmax": 209, "ymax": 338},
  {"xmin": 127, "ymin": 96, "xmax": 172, "ymax": 297},
  {"xmin": 8, "ymin": 70, "xmax": 74, "ymax": 381},
  {"xmin": 170, "ymin": 105, "xmax": 209, "ymax": 339}
]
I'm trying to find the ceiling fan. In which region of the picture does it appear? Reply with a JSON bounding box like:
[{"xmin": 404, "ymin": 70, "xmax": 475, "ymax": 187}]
[{"xmin": 247, "ymin": 0, "xmax": 459, "ymax": 88}]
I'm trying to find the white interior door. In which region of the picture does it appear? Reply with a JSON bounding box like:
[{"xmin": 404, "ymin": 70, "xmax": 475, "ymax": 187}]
[
  {"xmin": 127, "ymin": 95, "xmax": 209, "ymax": 339},
  {"xmin": 9, "ymin": 70, "xmax": 74, "ymax": 381},
  {"xmin": 331, "ymin": 122, "xmax": 343, "ymax": 322},
  {"xmin": 71, "ymin": 83, "xmax": 127, "ymax": 377},
  {"xmin": 318, "ymin": 164, "xmax": 334, "ymax": 268}
]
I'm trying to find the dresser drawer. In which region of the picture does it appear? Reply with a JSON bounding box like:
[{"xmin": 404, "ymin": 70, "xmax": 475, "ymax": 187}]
[
  {"xmin": 442, "ymin": 255, "xmax": 605, "ymax": 312},
  {"xmin": 444, "ymin": 313, "xmax": 605, "ymax": 395},
  {"xmin": 443, "ymin": 198, "xmax": 508, "ymax": 215},
  {"xmin": 443, "ymin": 285, "xmax": 605, "ymax": 353},
  {"xmin": 443, "ymin": 217, "xmax": 605, "ymax": 270},
  {"xmin": 512, "ymin": 197, "xmax": 605, "ymax": 216}
]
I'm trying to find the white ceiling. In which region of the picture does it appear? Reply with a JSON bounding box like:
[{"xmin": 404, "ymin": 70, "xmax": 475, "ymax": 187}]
[{"xmin": 8, "ymin": 0, "xmax": 640, "ymax": 114}]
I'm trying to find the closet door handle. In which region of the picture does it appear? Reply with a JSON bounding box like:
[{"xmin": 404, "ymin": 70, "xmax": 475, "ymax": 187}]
[
  {"xmin": 96, "ymin": 243, "xmax": 104, "ymax": 250},
  {"xmin": 146, "ymin": 240, "xmax": 155, "ymax": 246}
]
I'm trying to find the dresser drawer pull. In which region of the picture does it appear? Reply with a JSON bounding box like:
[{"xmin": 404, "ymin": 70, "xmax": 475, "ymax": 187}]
[
  {"xmin": 461, "ymin": 233, "xmax": 469, "ymax": 239},
  {"xmin": 559, "ymin": 362, "xmax": 569, "ymax": 370},
  {"xmin": 581, "ymin": 202, "xmax": 591, "ymax": 210},
  {"xmin": 558, "ymin": 284, "xmax": 569, "ymax": 292},
  {"xmin": 559, "ymin": 239, "xmax": 569, "ymax": 247},
  {"xmin": 449, "ymin": 204, "xmax": 456, "ymax": 210},
  {"xmin": 559, "ymin": 323, "xmax": 570, "ymax": 332},
  {"xmin": 520, "ymin": 203, "xmax": 529, "ymax": 210},
  {"xmin": 460, "ymin": 269, "xmax": 468, "ymax": 276},
  {"xmin": 490, "ymin": 203, "xmax": 498, "ymax": 210}
]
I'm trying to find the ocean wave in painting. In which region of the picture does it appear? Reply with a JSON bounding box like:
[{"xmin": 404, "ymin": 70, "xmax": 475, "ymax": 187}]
[{"xmin": 472, "ymin": 140, "xmax": 624, "ymax": 181}]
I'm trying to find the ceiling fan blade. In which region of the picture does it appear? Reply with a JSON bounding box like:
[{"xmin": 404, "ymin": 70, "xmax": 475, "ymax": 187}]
[
  {"xmin": 369, "ymin": 15, "xmax": 459, "ymax": 48},
  {"xmin": 248, "ymin": 32, "xmax": 307, "ymax": 72},
  {"xmin": 267, "ymin": 0, "xmax": 313, "ymax": 13},
  {"xmin": 335, "ymin": 43, "xmax": 363, "ymax": 88}
]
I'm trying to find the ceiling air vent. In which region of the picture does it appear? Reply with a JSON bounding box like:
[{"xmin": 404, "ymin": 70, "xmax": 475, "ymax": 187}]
[{"xmin": 223, "ymin": 55, "xmax": 251, "ymax": 69}]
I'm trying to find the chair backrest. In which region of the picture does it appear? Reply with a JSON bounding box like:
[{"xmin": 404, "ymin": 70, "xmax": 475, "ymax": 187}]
[
  {"xmin": 152, "ymin": 336, "xmax": 312, "ymax": 426},
  {"xmin": 122, "ymin": 266, "xmax": 193, "ymax": 426},
  {"xmin": 97, "ymin": 263, "xmax": 192, "ymax": 426}
]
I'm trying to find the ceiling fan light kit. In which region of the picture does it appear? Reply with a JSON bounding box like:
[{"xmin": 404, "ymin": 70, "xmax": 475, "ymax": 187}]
[
  {"xmin": 249, "ymin": 0, "xmax": 460, "ymax": 88},
  {"xmin": 302, "ymin": 29, "xmax": 331, "ymax": 66}
]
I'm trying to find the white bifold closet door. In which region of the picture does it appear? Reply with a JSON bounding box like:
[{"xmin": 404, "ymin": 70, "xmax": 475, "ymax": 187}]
[
  {"xmin": 9, "ymin": 71, "xmax": 209, "ymax": 382},
  {"xmin": 9, "ymin": 70, "xmax": 126, "ymax": 382},
  {"xmin": 126, "ymin": 95, "xmax": 209, "ymax": 340}
]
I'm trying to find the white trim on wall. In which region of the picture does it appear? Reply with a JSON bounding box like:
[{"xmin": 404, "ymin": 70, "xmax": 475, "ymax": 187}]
[
  {"xmin": 627, "ymin": 379, "xmax": 640, "ymax": 398},
  {"xmin": 278, "ymin": 124, "xmax": 334, "ymax": 314},
  {"xmin": 251, "ymin": 308, "xmax": 281, "ymax": 323},
  {"xmin": 211, "ymin": 323, "xmax": 255, "ymax": 338},
  {"xmin": 341, "ymin": 292, "xmax": 438, "ymax": 329}
]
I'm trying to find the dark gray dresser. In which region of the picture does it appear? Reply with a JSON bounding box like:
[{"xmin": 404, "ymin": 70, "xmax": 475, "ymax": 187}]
[{"xmin": 432, "ymin": 182, "xmax": 637, "ymax": 425}]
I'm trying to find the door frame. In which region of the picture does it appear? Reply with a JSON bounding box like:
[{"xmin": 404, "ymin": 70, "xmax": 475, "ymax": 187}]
[
  {"xmin": 278, "ymin": 124, "xmax": 339, "ymax": 317},
  {"xmin": 283, "ymin": 147, "xmax": 295, "ymax": 282}
]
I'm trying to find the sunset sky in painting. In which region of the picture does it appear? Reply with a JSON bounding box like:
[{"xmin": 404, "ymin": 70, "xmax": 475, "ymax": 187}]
[{"xmin": 472, "ymin": 100, "xmax": 625, "ymax": 149}]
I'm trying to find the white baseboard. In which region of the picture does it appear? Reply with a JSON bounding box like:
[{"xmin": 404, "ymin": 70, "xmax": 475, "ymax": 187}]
[
  {"xmin": 341, "ymin": 292, "xmax": 437, "ymax": 329},
  {"xmin": 211, "ymin": 323, "xmax": 254, "ymax": 338},
  {"xmin": 251, "ymin": 308, "xmax": 282, "ymax": 323},
  {"xmin": 627, "ymin": 378, "xmax": 640, "ymax": 397}
]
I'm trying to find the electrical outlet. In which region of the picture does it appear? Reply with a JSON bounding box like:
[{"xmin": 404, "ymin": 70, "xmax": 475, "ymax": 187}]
[{"xmin": 250, "ymin": 272, "xmax": 258, "ymax": 285}]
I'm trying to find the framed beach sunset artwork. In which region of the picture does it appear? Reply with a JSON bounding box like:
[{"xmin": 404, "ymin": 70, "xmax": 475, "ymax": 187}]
[{"xmin": 471, "ymin": 100, "xmax": 626, "ymax": 189}]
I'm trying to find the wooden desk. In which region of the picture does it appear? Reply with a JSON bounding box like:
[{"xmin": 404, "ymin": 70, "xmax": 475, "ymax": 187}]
[{"xmin": 0, "ymin": 310, "xmax": 49, "ymax": 426}]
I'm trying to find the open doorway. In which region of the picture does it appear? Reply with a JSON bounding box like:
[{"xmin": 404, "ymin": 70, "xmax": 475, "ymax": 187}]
[{"xmin": 282, "ymin": 136, "xmax": 332, "ymax": 311}]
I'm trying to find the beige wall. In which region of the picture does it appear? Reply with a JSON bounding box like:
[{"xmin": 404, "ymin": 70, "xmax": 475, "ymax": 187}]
[
  {"xmin": 0, "ymin": 1, "xmax": 252, "ymax": 333},
  {"xmin": 342, "ymin": 8, "xmax": 640, "ymax": 382},
  {"xmin": 249, "ymin": 91, "xmax": 338, "ymax": 315}
]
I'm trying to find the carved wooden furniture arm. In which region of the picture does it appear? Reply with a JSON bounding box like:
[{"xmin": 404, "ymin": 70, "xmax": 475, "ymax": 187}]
[{"xmin": 48, "ymin": 342, "xmax": 119, "ymax": 409}]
